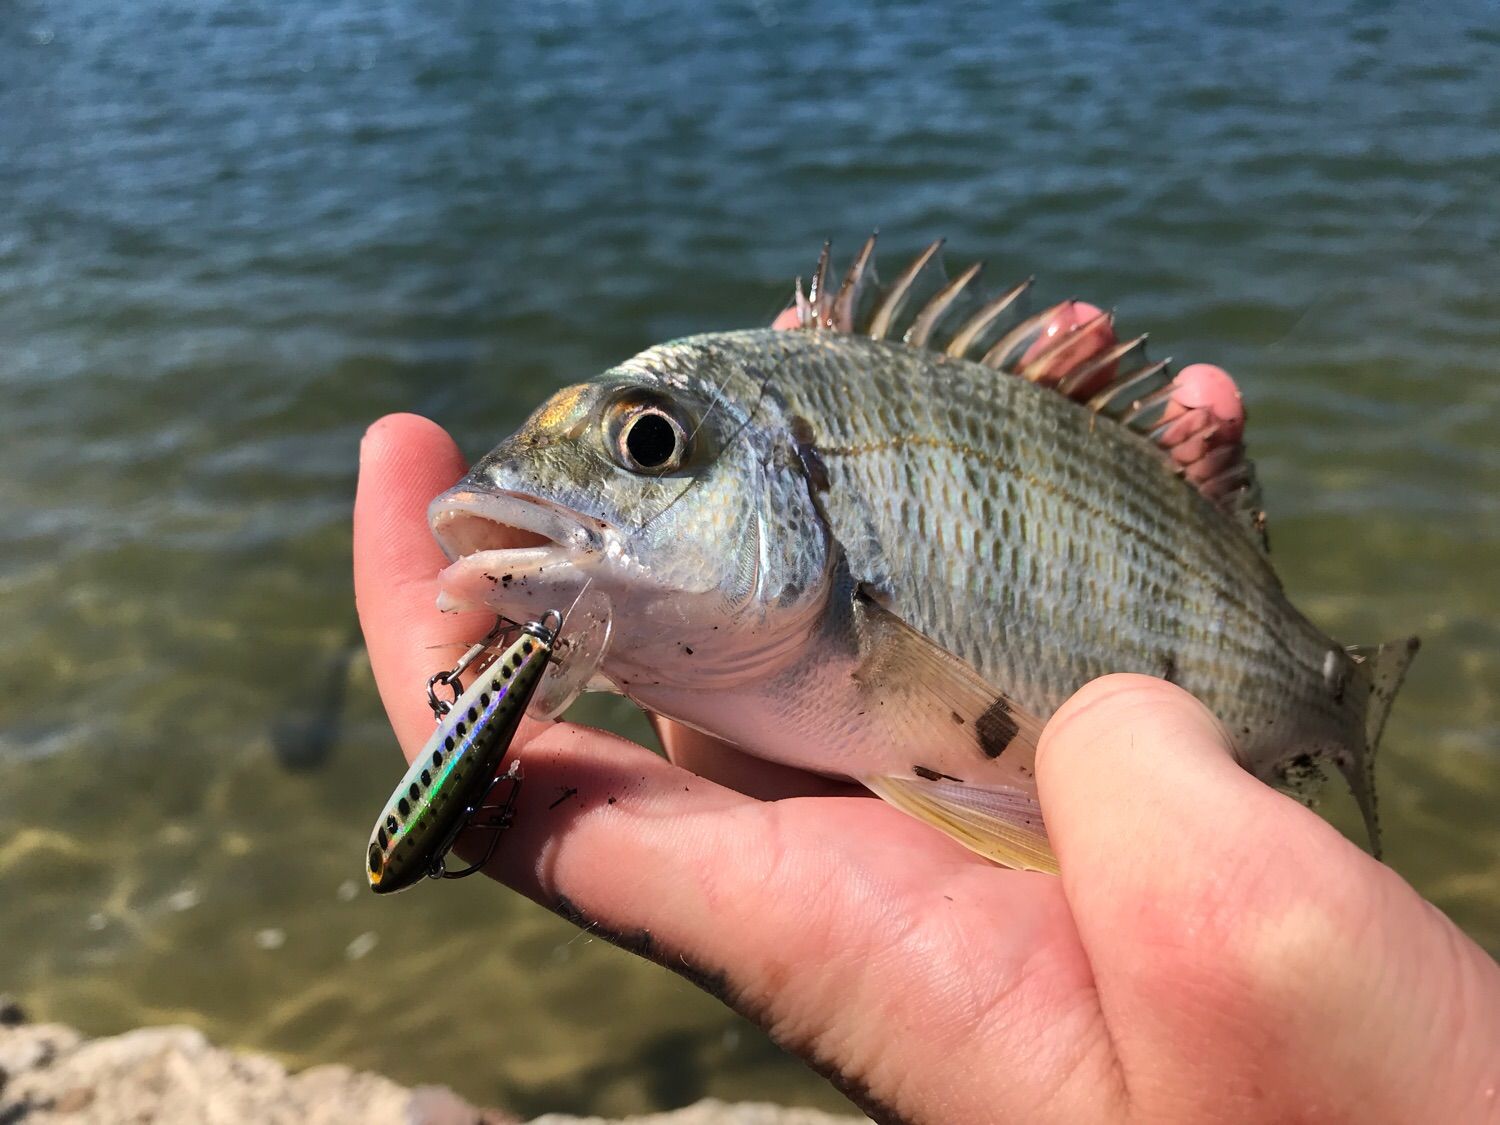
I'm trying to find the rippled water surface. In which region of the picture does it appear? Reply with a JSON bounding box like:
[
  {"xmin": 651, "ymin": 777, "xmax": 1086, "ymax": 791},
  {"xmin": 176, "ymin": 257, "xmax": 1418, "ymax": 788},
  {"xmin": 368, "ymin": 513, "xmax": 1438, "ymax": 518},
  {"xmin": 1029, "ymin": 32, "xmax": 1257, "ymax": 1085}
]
[{"xmin": 2, "ymin": 0, "xmax": 1496, "ymax": 1115}]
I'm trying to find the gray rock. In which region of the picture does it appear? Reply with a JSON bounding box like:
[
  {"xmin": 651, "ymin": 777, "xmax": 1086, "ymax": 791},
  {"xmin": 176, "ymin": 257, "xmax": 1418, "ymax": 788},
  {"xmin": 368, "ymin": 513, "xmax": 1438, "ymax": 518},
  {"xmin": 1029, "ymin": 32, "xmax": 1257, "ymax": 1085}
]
[
  {"xmin": 0, "ymin": 1021, "xmax": 868, "ymax": 1124},
  {"xmin": 0, "ymin": 1023, "xmax": 511, "ymax": 1124},
  {"xmin": 529, "ymin": 1101, "xmax": 868, "ymax": 1124}
]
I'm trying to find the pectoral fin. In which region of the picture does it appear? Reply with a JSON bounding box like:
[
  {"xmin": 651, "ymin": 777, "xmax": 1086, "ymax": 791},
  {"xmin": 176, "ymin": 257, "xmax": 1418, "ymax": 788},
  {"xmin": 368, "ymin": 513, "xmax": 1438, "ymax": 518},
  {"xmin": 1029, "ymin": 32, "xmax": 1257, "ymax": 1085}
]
[
  {"xmin": 864, "ymin": 774, "xmax": 1058, "ymax": 874},
  {"xmin": 851, "ymin": 591, "xmax": 1058, "ymax": 873}
]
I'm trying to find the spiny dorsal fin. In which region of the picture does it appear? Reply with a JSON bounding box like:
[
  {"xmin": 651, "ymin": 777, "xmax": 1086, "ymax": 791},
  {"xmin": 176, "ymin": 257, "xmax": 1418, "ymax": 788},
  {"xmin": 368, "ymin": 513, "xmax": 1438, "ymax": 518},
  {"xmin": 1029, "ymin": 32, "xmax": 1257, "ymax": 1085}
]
[{"xmin": 787, "ymin": 237, "xmax": 1270, "ymax": 551}]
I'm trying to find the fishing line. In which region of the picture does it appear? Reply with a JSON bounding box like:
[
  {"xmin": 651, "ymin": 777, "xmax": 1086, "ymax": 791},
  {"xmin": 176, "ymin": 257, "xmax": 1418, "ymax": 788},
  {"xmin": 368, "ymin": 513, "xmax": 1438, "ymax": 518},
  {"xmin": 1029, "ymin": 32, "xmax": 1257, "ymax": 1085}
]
[
  {"xmin": 1267, "ymin": 178, "xmax": 1481, "ymax": 353},
  {"xmin": 633, "ymin": 352, "xmax": 782, "ymax": 534}
]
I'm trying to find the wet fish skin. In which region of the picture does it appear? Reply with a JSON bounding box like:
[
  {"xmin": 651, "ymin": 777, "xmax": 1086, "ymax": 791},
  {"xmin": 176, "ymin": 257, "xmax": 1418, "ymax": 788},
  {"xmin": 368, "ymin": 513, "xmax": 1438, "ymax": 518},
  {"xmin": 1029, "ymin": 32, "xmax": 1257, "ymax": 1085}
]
[{"xmin": 430, "ymin": 301, "xmax": 1413, "ymax": 867}]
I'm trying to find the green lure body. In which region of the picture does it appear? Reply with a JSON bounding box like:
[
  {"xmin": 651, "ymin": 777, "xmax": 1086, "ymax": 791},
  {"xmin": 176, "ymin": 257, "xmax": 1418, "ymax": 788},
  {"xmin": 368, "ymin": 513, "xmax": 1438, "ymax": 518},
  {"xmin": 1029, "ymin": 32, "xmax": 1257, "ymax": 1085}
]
[{"xmin": 367, "ymin": 622, "xmax": 553, "ymax": 894}]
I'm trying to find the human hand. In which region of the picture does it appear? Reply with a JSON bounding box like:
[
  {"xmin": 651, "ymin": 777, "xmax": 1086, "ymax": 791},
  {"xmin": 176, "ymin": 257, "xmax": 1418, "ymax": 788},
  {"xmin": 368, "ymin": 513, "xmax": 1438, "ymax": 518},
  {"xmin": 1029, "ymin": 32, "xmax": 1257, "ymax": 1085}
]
[{"xmin": 355, "ymin": 413, "xmax": 1500, "ymax": 1125}]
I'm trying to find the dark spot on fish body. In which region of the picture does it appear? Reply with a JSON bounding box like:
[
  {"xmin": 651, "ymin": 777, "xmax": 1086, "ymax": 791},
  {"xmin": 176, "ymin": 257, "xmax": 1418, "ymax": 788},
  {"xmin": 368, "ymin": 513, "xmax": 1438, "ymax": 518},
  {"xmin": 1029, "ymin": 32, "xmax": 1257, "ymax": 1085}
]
[
  {"xmin": 683, "ymin": 646, "xmax": 693, "ymax": 655},
  {"xmin": 789, "ymin": 414, "xmax": 831, "ymax": 493},
  {"xmin": 949, "ymin": 710, "xmax": 965, "ymax": 725},
  {"xmin": 1161, "ymin": 653, "xmax": 1179, "ymax": 684},
  {"xmin": 976, "ymin": 697, "xmax": 1018, "ymax": 758},
  {"xmin": 913, "ymin": 765, "xmax": 964, "ymax": 783},
  {"xmin": 1278, "ymin": 752, "xmax": 1324, "ymax": 789}
]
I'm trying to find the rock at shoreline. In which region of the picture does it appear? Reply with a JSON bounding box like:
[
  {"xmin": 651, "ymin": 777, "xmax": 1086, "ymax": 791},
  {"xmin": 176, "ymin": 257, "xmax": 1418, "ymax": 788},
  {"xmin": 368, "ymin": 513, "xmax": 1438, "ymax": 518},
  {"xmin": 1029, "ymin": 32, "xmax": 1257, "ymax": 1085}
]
[
  {"xmin": 0, "ymin": 1020, "xmax": 868, "ymax": 1124},
  {"xmin": 532, "ymin": 1103, "xmax": 868, "ymax": 1124}
]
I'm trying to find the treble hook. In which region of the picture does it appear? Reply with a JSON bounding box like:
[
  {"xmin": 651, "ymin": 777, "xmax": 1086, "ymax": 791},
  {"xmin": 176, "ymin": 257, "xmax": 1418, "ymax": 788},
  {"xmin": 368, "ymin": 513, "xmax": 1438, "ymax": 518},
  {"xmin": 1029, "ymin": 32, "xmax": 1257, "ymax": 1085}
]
[{"xmin": 426, "ymin": 759, "xmax": 525, "ymax": 881}]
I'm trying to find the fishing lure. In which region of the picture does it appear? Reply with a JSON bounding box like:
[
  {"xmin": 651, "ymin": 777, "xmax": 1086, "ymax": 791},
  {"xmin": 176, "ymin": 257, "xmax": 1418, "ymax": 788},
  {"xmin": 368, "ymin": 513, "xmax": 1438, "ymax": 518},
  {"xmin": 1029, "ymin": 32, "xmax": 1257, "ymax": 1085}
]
[{"xmin": 366, "ymin": 612, "xmax": 558, "ymax": 894}]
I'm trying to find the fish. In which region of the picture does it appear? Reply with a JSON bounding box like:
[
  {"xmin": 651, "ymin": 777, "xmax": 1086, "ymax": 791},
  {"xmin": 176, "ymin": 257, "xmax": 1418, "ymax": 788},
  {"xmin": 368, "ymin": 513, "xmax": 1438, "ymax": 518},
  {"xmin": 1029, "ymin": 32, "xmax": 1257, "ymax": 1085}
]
[
  {"xmin": 426, "ymin": 237, "xmax": 1418, "ymax": 873},
  {"xmin": 367, "ymin": 617, "xmax": 555, "ymax": 894}
]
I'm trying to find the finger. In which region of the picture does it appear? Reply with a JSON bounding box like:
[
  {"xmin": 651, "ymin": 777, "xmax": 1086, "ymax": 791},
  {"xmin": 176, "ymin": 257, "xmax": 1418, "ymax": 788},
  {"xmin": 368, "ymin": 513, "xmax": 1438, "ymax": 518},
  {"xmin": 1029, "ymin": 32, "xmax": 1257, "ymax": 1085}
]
[
  {"xmin": 354, "ymin": 413, "xmax": 489, "ymax": 757},
  {"xmin": 1166, "ymin": 363, "xmax": 1244, "ymax": 444},
  {"xmin": 1034, "ymin": 675, "xmax": 1401, "ymax": 1114},
  {"xmin": 1036, "ymin": 673, "xmax": 1331, "ymax": 913},
  {"xmin": 649, "ymin": 714, "xmax": 866, "ymax": 800}
]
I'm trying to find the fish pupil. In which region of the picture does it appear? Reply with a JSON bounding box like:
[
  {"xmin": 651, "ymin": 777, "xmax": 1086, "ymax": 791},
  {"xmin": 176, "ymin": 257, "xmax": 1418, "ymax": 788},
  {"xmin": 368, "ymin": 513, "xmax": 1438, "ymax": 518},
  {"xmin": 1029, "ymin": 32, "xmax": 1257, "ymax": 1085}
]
[{"xmin": 624, "ymin": 412, "xmax": 678, "ymax": 469}]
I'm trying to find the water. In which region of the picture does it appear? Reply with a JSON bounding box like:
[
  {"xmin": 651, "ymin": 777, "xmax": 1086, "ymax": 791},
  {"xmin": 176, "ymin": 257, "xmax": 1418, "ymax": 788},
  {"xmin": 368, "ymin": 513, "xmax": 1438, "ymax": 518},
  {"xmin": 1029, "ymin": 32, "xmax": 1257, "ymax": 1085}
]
[{"xmin": 1, "ymin": 0, "xmax": 1496, "ymax": 1115}]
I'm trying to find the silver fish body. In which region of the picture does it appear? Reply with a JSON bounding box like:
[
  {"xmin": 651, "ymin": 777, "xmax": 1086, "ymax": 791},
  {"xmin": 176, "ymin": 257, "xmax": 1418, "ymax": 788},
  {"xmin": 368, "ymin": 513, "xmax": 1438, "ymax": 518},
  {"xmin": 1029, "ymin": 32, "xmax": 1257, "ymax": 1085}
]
[{"xmin": 429, "ymin": 252, "xmax": 1415, "ymax": 869}]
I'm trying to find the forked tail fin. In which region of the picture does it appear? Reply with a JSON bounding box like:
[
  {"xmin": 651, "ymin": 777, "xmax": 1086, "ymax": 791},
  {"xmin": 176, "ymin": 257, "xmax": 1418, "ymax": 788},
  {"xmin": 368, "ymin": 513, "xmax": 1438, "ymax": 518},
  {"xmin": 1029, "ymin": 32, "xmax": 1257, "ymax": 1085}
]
[{"xmin": 1340, "ymin": 636, "xmax": 1421, "ymax": 858}]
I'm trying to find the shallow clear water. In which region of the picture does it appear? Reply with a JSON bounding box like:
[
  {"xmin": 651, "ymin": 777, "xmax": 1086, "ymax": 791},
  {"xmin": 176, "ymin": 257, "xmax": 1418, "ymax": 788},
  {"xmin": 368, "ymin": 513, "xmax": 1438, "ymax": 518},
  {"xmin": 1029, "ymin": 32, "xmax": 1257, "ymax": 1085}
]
[{"xmin": 1, "ymin": 0, "xmax": 1496, "ymax": 1115}]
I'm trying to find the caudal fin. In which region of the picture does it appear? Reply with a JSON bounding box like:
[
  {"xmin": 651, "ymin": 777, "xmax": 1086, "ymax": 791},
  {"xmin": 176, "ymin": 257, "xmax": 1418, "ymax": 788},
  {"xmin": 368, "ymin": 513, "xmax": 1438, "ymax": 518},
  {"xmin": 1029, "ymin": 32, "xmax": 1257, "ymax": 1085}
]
[{"xmin": 1339, "ymin": 636, "xmax": 1421, "ymax": 858}]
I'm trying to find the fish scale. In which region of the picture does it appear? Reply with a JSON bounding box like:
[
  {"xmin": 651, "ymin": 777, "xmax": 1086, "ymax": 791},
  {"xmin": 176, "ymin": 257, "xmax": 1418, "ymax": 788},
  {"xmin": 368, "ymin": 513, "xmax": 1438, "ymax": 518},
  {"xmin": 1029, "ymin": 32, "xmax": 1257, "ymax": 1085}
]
[
  {"xmin": 716, "ymin": 329, "xmax": 1344, "ymax": 768},
  {"xmin": 430, "ymin": 244, "xmax": 1418, "ymax": 869}
]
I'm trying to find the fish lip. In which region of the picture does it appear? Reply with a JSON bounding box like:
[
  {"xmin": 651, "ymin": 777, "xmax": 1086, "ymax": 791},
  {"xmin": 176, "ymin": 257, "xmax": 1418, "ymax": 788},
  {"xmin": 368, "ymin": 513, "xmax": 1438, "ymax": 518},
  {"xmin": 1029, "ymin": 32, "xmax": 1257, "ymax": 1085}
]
[{"xmin": 428, "ymin": 489, "xmax": 604, "ymax": 563}]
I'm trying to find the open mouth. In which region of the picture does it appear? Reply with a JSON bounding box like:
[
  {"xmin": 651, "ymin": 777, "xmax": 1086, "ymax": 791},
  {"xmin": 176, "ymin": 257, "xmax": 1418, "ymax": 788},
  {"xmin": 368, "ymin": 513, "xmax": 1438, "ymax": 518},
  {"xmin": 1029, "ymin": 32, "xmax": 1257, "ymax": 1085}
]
[
  {"xmin": 429, "ymin": 489, "xmax": 601, "ymax": 562},
  {"xmin": 427, "ymin": 488, "xmax": 604, "ymax": 615}
]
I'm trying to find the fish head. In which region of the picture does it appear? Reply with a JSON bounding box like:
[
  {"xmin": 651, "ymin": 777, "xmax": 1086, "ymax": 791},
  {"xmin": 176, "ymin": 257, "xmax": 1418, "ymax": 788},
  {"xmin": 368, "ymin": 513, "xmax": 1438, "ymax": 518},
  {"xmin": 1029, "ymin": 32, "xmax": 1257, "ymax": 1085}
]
[{"xmin": 429, "ymin": 334, "xmax": 834, "ymax": 693}]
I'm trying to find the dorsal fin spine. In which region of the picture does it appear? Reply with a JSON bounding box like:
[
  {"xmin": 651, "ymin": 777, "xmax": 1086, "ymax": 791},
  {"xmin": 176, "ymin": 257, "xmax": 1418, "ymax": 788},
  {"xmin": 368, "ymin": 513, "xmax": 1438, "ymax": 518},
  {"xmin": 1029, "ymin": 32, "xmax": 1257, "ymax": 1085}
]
[
  {"xmin": 831, "ymin": 234, "xmax": 878, "ymax": 333},
  {"xmin": 1119, "ymin": 376, "xmax": 1177, "ymax": 428},
  {"xmin": 1087, "ymin": 360, "xmax": 1172, "ymax": 416},
  {"xmin": 867, "ymin": 239, "xmax": 944, "ymax": 340},
  {"xmin": 906, "ymin": 261, "xmax": 984, "ymax": 347},
  {"xmin": 786, "ymin": 239, "xmax": 1270, "ymax": 551},
  {"xmin": 807, "ymin": 242, "xmax": 832, "ymax": 323},
  {"xmin": 980, "ymin": 303, "xmax": 1066, "ymax": 370},
  {"xmin": 945, "ymin": 277, "xmax": 1033, "ymax": 358},
  {"xmin": 1057, "ymin": 334, "xmax": 1147, "ymax": 398},
  {"xmin": 1019, "ymin": 308, "xmax": 1115, "ymax": 383}
]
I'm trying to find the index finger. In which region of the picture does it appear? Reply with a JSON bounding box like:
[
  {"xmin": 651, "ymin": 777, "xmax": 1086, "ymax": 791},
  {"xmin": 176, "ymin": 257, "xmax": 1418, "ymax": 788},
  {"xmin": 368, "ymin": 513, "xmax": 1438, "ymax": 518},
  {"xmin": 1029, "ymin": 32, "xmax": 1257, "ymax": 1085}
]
[{"xmin": 354, "ymin": 413, "xmax": 491, "ymax": 756}]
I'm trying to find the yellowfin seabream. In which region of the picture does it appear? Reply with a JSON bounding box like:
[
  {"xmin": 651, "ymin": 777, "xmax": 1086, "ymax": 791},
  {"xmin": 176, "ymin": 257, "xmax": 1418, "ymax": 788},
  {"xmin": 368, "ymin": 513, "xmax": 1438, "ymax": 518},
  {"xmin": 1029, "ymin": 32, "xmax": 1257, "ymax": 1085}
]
[{"xmin": 426, "ymin": 238, "xmax": 1418, "ymax": 872}]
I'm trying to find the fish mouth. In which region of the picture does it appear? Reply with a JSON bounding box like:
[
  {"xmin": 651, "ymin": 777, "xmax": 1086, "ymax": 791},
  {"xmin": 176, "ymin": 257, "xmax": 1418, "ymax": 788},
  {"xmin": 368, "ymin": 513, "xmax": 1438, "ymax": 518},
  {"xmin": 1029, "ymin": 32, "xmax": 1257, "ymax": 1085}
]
[{"xmin": 428, "ymin": 489, "xmax": 604, "ymax": 613}]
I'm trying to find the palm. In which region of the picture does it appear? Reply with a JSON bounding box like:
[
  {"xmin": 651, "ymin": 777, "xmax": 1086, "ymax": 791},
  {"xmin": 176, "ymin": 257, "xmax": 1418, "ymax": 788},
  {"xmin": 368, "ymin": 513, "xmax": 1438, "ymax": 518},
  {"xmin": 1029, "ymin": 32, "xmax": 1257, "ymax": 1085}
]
[{"xmin": 355, "ymin": 413, "xmax": 1500, "ymax": 1124}]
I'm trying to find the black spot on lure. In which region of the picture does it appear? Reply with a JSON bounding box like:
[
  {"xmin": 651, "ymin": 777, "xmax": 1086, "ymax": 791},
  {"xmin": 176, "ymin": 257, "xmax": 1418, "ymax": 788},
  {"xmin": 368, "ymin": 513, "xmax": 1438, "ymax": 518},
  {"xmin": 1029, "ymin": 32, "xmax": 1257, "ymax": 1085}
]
[{"xmin": 366, "ymin": 615, "xmax": 556, "ymax": 894}]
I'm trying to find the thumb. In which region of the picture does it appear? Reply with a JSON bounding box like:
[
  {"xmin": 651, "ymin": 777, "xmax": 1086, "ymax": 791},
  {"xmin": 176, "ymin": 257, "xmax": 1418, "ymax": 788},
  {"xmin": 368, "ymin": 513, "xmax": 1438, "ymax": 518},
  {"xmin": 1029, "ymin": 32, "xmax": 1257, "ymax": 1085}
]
[{"xmin": 1036, "ymin": 674, "xmax": 1500, "ymax": 1121}]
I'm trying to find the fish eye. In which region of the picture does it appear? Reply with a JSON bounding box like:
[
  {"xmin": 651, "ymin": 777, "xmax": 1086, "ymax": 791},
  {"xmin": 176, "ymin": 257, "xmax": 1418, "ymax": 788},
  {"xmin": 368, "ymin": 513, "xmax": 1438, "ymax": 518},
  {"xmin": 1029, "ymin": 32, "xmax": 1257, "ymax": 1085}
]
[{"xmin": 612, "ymin": 402, "xmax": 689, "ymax": 473}]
